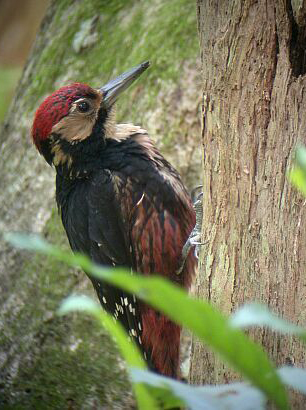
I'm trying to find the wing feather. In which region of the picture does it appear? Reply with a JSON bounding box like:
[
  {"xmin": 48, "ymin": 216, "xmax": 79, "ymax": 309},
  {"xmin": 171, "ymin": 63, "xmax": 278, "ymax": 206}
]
[{"xmin": 87, "ymin": 169, "xmax": 145, "ymax": 353}]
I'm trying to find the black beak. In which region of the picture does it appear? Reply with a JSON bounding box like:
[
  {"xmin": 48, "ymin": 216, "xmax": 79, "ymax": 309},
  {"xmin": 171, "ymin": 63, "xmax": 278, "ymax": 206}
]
[{"xmin": 100, "ymin": 61, "xmax": 150, "ymax": 108}]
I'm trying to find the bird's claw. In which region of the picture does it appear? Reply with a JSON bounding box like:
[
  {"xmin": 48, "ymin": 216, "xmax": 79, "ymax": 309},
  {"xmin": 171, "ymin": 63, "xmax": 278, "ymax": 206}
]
[{"xmin": 176, "ymin": 185, "xmax": 204, "ymax": 275}]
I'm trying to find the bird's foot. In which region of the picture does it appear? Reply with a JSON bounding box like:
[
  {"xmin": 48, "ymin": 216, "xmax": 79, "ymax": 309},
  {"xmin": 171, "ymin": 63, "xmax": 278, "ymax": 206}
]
[{"xmin": 176, "ymin": 186, "xmax": 204, "ymax": 275}]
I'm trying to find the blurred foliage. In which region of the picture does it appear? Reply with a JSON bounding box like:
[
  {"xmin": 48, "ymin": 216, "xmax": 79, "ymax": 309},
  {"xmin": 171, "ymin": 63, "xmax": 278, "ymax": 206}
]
[
  {"xmin": 1, "ymin": 210, "xmax": 134, "ymax": 409},
  {"xmin": 288, "ymin": 145, "xmax": 306, "ymax": 196},
  {"xmin": 10, "ymin": 233, "xmax": 306, "ymax": 410}
]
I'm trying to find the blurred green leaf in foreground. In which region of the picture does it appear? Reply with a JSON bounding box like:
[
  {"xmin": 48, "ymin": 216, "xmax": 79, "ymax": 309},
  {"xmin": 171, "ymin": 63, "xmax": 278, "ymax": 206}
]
[
  {"xmin": 5, "ymin": 232, "xmax": 293, "ymax": 410},
  {"xmin": 288, "ymin": 144, "xmax": 306, "ymax": 196}
]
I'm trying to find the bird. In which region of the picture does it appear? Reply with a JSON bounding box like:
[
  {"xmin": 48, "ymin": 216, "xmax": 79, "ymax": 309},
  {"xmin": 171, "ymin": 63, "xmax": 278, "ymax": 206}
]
[{"xmin": 31, "ymin": 61, "xmax": 197, "ymax": 379}]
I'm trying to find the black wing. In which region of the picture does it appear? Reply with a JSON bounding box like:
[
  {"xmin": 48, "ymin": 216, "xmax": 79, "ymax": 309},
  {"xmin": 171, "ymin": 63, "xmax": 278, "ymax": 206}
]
[
  {"xmin": 87, "ymin": 169, "xmax": 145, "ymax": 354},
  {"xmin": 59, "ymin": 169, "xmax": 145, "ymax": 354}
]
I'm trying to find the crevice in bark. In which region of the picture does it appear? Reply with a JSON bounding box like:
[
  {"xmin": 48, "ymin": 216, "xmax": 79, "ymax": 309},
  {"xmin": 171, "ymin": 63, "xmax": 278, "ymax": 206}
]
[
  {"xmin": 278, "ymin": 154, "xmax": 288, "ymax": 210},
  {"xmin": 273, "ymin": 13, "xmax": 280, "ymax": 87},
  {"xmin": 287, "ymin": 0, "xmax": 306, "ymax": 77},
  {"xmin": 264, "ymin": 9, "xmax": 279, "ymax": 134}
]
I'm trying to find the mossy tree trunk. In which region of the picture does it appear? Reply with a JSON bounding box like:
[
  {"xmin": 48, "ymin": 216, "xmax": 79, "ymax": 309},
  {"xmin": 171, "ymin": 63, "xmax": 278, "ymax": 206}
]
[
  {"xmin": 0, "ymin": 1, "xmax": 200, "ymax": 408},
  {"xmin": 191, "ymin": 1, "xmax": 306, "ymax": 407}
]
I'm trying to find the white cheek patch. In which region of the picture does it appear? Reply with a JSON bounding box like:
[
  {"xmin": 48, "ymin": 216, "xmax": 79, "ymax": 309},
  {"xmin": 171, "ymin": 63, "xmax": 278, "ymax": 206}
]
[{"xmin": 51, "ymin": 112, "xmax": 96, "ymax": 142}]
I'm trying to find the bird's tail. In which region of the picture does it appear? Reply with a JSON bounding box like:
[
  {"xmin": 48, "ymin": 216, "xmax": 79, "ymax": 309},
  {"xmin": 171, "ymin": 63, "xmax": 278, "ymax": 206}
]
[
  {"xmin": 141, "ymin": 305, "xmax": 181, "ymax": 378},
  {"xmin": 140, "ymin": 248, "xmax": 197, "ymax": 379}
]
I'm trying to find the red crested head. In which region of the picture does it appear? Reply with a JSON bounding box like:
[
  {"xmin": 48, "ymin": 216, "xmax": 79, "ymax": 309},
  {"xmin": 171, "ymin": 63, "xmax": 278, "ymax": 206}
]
[
  {"xmin": 31, "ymin": 62, "xmax": 149, "ymax": 167},
  {"xmin": 32, "ymin": 83, "xmax": 97, "ymax": 152}
]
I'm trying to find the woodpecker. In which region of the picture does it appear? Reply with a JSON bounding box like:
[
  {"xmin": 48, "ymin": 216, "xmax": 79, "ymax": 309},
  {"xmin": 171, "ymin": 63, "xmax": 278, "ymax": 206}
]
[{"xmin": 32, "ymin": 62, "xmax": 197, "ymax": 378}]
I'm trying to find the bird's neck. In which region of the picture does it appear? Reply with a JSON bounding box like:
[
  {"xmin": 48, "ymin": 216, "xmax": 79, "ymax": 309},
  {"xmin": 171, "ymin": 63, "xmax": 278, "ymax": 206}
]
[
  {"xmin": 55, "ymin": 146, "xmax": 103, "ymax": 180},
  {"xmin": 53, "ymin": 126, "xmax": 107, "ymax": 180}
]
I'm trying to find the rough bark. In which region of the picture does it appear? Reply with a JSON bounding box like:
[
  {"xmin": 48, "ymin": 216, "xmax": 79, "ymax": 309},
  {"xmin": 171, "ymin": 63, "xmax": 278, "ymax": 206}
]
[
  {"xmin": 190, "ymin": 1, "xmax": 306, "ymax": 407},
  {"xmin": 0, "ymin": 0, "xmax": 200, "ymax": 408}
]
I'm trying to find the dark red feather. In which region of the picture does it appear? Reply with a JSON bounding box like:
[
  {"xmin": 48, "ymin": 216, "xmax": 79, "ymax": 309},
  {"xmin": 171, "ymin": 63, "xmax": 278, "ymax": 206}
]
[{"xmin": 130, "ymin": 186, "xmax": 196, "ymax": 377}]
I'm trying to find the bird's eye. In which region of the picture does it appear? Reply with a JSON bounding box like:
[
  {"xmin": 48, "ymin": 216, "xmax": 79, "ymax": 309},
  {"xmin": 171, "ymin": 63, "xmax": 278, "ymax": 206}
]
[{"xmin": 77, "ymin": 101, "xmax": 90, "ymax": 113}]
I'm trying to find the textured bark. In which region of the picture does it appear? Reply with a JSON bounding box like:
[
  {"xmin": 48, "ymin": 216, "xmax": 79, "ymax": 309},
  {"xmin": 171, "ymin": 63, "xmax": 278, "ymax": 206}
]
[
  {"xmin": 0, "ymin": 0, "xmax": 200, "ymax": 408},
  {"xmin": 191, "ymin": 1, "xmax": 306, "ymax": 407}
]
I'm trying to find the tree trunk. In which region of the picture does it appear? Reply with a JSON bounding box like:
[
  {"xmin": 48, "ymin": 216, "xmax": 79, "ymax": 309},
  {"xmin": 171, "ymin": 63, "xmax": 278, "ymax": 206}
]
[
  {"xmin": 0, "ymin": 1, "xmax": 200, "ymax": 408},
  {"xmin": 190, "ymin": 1, "xmax": 306, "ymax": 407}
]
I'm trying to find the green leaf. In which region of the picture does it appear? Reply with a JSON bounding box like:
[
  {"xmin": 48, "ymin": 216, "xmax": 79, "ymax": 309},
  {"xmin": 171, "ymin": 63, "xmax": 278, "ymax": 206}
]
[
  {"xmin": 287, "ymin": 145, "xmax": 306, "ymax": 196},
  {"xmin": 59, "ymin": 295, "xmax": 157, "ymax": 410},
  {"xmin": 130, "ymin": 368, "xmax": 266, "ymax": 410},
  {"xmin": 295, "ymin": 145, "xmax": 306, "ymax": 172},
  {"xmin": 278, "ymin": 366, "xmax": 306, "ymax": 394},
  {"xmin": 131, "ymin": 369, "xmax": 185, "ymax": 409},
  {"xmin": 61, "ymin": 273, "xmax": 287, "ymax": 408},
  {"xmin": 59, "ymin": 294, "xmax": 101, "ymax": 315},
  {"xmin": 5, "ymin": 233, "xmax": 289, "ymax": 409},
  {"xmin": 230, "ymin": 303, "xmax": 306, "ymax": 343},
  {"xmin": 288, "ymin": 167, "xmax": 306, "ymax": 196},
  {"xmin": 5, "ymin": 232, "xmax": 53, "ymax": 252}
]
